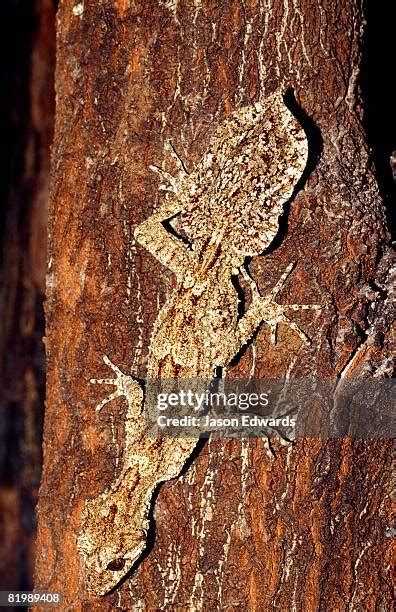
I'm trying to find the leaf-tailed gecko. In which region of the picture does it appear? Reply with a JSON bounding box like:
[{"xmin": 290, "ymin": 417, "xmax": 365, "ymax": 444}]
[{"xmin": 77, "ymin": 92, "xmax": 321, "ymax": 595}]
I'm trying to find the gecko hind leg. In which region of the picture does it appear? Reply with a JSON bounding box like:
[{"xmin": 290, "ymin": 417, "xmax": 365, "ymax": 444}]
[
  {"xmin": 149, "ymin": 140, "xmax": 189, "ymax": 194},
  {"xmin": 149, "ymin": 165, "xmax": 180, "ymax": 194},
  {"xmin": 164, "ymin": 139, "xmax": 189, "ymax": 177},
  {"xmin": 260, "ymin": 262, "xmax": 322, "ymax": 345}
]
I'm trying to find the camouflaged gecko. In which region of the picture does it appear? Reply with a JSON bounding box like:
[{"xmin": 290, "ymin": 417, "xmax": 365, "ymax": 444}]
[{"xmin": 77, "ymin": 92, "xmax": 321, "ymax": 595}]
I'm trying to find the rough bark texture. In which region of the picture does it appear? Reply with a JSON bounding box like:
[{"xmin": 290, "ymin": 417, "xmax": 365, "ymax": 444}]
[
  {"xmin": 35, "ymin": 1, "xmax": 393, "ymax": 610},
  {"xmin": 0, "ymin": 0, "xmax": 55, "ymax": 591}
]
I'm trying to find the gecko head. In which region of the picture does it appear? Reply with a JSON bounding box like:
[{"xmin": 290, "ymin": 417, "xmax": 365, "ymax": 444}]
[
  {"xmin": 77, "ymin": 491, "xmax": 149, "ymax": 596},
  {"xmin": 85, "ymin": 548, "xmax": 143, "ymax": 596}
]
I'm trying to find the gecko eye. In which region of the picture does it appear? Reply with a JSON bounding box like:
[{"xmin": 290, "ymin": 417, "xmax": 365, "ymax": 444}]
[{"xmin": 106, "ymin": 558, "xmax": 126, "ymax": 571}]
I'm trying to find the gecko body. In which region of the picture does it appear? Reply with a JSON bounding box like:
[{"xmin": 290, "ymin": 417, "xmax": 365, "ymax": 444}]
[{"xmin": 77, "ymin": 93, "xmax": 320, "ymax": 595}]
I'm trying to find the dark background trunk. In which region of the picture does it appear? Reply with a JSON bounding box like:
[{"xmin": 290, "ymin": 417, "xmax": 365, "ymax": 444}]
[{"xmin": 0, "ymin": 0, "xmax": 55, "ymax": 593}]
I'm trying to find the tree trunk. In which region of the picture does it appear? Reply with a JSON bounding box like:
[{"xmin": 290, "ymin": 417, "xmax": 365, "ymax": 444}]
[
  {"xmin": 35, "ymin": 1, "xmax": 393, "ymax": 610},
  {"xmin": 0, "ymin": 0, "xmax": 55, "ymax": 592}
]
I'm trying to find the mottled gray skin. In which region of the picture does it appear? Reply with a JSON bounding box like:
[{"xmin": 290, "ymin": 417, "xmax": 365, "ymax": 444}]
[{"xmin": 77, "ymin": 93, "xmax": 320, "ymax": 595}]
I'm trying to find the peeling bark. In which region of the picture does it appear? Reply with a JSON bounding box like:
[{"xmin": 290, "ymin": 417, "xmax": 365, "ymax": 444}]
[{"xmin": 35, "ymin": 1, "xmax": 393, "ymax": 609}]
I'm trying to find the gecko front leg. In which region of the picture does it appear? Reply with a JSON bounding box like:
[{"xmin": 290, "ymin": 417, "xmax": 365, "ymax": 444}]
[
  {"xmin": 89, "ymin": 355, "xmax": 143, "ymax": 414},
  {"xmin": 78, "ymin": 357, "xmax": 149, "ymax": 595}
]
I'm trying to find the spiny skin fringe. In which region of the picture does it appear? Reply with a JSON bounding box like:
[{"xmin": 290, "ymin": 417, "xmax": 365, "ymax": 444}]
[{"xmin": 77, "ymin": 93, "xmax": 320, "ymax": 596}]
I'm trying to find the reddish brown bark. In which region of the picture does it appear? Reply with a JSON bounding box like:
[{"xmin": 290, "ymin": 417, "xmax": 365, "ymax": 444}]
[{"xmin": 35, "ymin": 1, "xmax": 392, "ymax": 609}]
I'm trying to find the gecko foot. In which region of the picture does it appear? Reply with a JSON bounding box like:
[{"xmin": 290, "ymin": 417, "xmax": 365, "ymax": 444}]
[
  {"xmin": 149, "ymin": 164, "xmax": 180, "ymax": 194},
  {"xmin": 149, "ymin": 141, "xmax": 188, "ymax": 194},
  {"xmin": 90, "ymin": 355, "xmax": 143, "ymax": 413},
  {"xmin": 259, "ymin": 262, "xmax": 322, "ymax": 345},
  {"xmin": 164, "ymin": 139, "xmax": 189, "ymax": 177}
]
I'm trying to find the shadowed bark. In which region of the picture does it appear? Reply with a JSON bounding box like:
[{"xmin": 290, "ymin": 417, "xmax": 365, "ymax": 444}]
[
  {"xmin": 0, "ymin": 0, "xmax": 55, "ymax": 592},
  {"xmin": 35, "ymin": 1, "xmax": 393, "ymax": 609}
]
